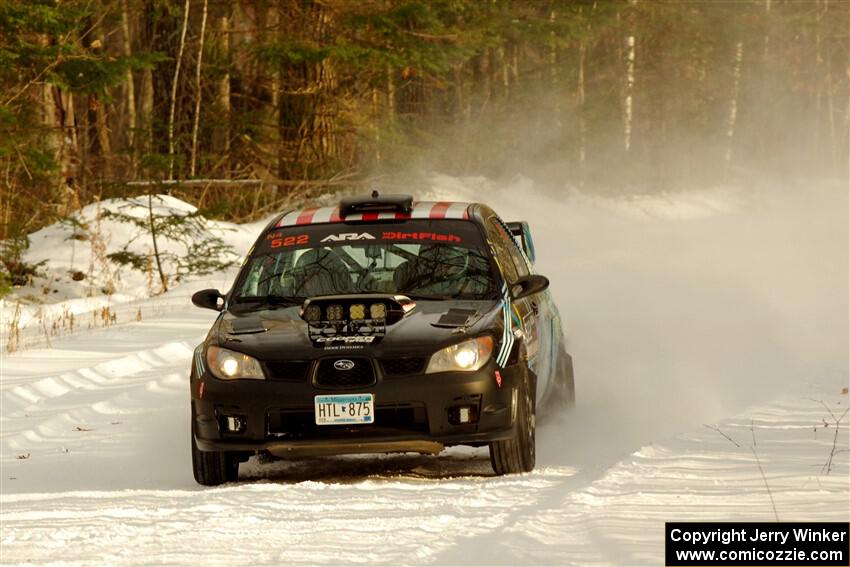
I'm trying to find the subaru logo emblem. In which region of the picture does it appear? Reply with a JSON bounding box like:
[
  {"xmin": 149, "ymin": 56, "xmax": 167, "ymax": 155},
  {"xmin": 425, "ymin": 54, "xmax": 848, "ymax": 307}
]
[{"xmin": 334, "ymin": 359, "xmax": 355, "ymax": 371}]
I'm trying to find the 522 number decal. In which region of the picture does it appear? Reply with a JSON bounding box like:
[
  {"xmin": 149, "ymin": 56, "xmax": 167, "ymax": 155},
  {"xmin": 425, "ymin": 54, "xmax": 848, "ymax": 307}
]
[{"xmin": 269, "ymin": 234, "xmax": 309, "ymax": 248}]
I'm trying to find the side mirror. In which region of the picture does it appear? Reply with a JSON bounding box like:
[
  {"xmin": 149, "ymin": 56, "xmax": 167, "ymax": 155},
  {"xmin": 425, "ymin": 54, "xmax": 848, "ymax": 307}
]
[
  {"xmin": 192, "ymin": 289, "xmax": 224, "ymax": 311},
  {"xmin": 510, "ymin": 275, "xmax": 549, "ymax": 300}
]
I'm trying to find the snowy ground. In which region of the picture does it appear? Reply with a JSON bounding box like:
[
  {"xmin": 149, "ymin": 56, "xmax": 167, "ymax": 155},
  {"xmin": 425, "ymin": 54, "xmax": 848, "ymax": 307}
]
[
  {"xmin": 0, "ymin": 195, "xmax": 261, "ymax": 352},
  {"xmin": 1, "ymin": 178, "xmax": 848, "ymax": 565}
]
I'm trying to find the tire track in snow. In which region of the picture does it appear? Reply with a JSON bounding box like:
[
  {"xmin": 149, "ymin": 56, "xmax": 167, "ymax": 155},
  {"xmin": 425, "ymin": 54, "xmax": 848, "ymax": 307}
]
[
  {"xmin": 1, "ymin": 305, "xmax": 214, "ymax": 495},
  {"xmin": 2, "ymin": 390, "xmax": 845, "ymax": 566},
  {"xmin": 432, "ymin": 389, "xmax": 850, "ymax": 565},
  {"xmin": 3, "ymin": 341, "xmax": 195, "ymax": 410},
  {"xmin": 0, "ymin": 475, "xmax": 566, "ymax": 566},
  {"xmin": 1, "ymin": 341, "xmax": 197, "ymax": 452}
]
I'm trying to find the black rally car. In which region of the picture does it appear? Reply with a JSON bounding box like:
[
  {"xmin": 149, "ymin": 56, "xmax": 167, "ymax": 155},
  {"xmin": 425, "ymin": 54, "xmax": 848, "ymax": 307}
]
[{"xmin": 189, "ymin": 193, "xmax": 574, "ymax": 485}]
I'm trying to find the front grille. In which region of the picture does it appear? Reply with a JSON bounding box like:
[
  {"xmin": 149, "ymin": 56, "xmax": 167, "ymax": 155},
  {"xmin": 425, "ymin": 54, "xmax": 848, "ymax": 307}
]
[
  {"xmin": 380, "ymin": 357, "xmax": 426, "ymax": 376},
  {"xmin": 265, "ymin": 360, "xmax": 311, "ymax": 382},
  {"xmin": 315, "ymin": 357, "xmax": 375, "ymax": 388},
  {"xmin": 267, "ymin": 403, "xmax": 428, "ymax": 439}
]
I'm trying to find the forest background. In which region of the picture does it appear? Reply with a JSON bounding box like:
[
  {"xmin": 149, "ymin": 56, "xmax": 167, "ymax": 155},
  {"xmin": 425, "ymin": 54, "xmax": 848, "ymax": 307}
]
[{"xmin": 1, "ymin": 0, "xmax": 847, "ymax": 287}]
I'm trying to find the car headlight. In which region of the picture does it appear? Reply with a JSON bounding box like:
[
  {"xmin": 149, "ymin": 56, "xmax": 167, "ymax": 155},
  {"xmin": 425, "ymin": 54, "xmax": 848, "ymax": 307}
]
[
  {"xmin": 426, "ymin": 336, "xmax": 494, "ymax": 374},
  {"xmin": 206, "ymin": 346, "xmax": 265, "ymax": 380}
]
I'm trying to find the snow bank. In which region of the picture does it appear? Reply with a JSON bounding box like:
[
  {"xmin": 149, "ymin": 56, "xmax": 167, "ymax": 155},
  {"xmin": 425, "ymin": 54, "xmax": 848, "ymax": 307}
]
[
  {"xmin": 20, "ymin": 194, "xmax": 259, "ymax": 299},
  {"xmin": 1, "ymin": 195, "xmax": 264, "ymax": 351}
]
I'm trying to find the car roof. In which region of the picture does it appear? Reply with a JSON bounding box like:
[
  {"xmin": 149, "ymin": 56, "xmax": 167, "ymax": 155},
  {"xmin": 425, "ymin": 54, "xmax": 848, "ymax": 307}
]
[{"xmin": 275, "ymin": 201, "xmax": 472, "ymax": 228}]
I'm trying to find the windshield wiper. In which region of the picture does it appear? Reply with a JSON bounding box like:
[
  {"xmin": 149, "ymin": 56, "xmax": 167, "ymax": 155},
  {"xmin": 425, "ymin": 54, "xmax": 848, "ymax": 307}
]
[
  {"xmin": 400, "ymin": 292, "xmax": 499, "ymax": 301},
  {"xmin": 399, "ymin": 293, "xmax": 458, "ymax": 300},
  {"xmin": 235, "ymin": 295, "xmax": 302, "ymax": 307}
]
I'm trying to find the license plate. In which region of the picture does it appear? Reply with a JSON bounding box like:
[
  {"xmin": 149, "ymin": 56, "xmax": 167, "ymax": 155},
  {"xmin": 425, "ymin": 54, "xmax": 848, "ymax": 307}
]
[{"xmin": 314, "ymin": 394, "xmax": 374, "ymax": 425}]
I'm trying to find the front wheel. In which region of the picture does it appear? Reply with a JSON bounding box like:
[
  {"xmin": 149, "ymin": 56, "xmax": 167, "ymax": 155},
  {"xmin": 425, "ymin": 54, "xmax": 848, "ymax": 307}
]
[
  {"xmin": 191, "ymin": 429, "xmax": 239, "ymax": 486},
  {"xmin": 489, "ymin": 376, "xmax": 536, "ymax": 475}
]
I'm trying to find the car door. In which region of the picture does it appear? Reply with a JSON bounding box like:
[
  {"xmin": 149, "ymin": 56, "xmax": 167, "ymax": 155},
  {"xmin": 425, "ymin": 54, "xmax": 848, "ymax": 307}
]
[{"xmin": 485, "ymin": 217, "xmax": 545, "ymax": 401}]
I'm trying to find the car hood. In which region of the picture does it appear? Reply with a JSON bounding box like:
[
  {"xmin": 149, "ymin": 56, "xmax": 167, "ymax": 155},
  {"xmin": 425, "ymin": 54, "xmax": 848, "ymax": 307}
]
[{"xmin": 213, "ymin": 299, "xmax": 504, "ymax": 360}]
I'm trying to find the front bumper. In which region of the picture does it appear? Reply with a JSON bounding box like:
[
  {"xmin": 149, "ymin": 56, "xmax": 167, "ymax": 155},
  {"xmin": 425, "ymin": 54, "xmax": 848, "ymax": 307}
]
[{"xmin": 191, "ymin": 361, "xmax": 522, "ymax": 456}]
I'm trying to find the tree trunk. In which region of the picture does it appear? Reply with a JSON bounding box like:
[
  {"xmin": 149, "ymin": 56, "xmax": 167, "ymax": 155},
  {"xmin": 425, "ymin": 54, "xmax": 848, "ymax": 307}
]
[
  {"xmin": 212, "ymin": 10, "xmax": 231, "ymax": 169},
  {"xmin": 482, "ymin": 49, "xmax": 492, "ymax": 115},
  {"xmin": 814, "ymin": 0, "xmax": 824, "ymax": 158},
  {"xmin": 763, "ymin": 0, "xmax": 771, "ymax": 59},
  {"xmin": 93, "ymin": 93, "xmax": 112, "ymax": 177},
  {"xmin": 39, "ymin": 34, "xmax": 60, "ymax": 169},
  {"xmin": 121, "ymin": 0, "xmax": 137, "ymax": 166},
  {"xmin": 819, "ymin": 0, "xmax": 837, "ymax": 171},
  {"xmin": 148, "ymin": 192, "xmax": 167, "ymax": 293},
  {"xmin": 168, "ymin": 0, "xmax": 191, "ymax": 180},
  {"xmin": 510, "ymin": 43, "xmax": 519, "ymax": 86},
  {"xmin": 624, "ymin": 0, "xmax": 637, "ymax": 154},
  {"xmin": 578, "ymin": 33, "xmax": 587, "ymax": 186},
  {"xmin": 387, "ymin": 63, "xmax": 396, "ymax": 118},
  {"xmin": 74, "ymin": 92, "xmax": 89, "ymax": 197},
  {"xmin": 499, "ymin": 46, "xmax": 509, "ymax": 98},
  {"xmin": 452, "ymin": 66, "xmax": 465, "ymax": 124},
  {"xmin": 549, "ymin": 9, "xmax": 561, "ymax": 134},
  {"xmin": 190, "ymin": 0, "xmax": 209, "ymax": 177},
  {"xmin": 315, "ymin": 30, "xmax": 338, "ymax": 161},
  {"xmin": 269, "ymin": 5, "xmax": 280, "ymax": 120},
  {"xmin": 825, "ymin": 44, "xmax": 837, "ymax": 171},
  {"xmin": 52, "ymin": 89, "xmax": 78, "ymax": 185},
  {"xmin": 725, "ymin": 41, "xmax": 744, "ymax": 174},
  {"xmin": 139, "ymin": 68, "xmax": 154, "ymax": 156},
  {"xmin": 372, "ymin": 87, "xmax": 381, "ymax": 165}
]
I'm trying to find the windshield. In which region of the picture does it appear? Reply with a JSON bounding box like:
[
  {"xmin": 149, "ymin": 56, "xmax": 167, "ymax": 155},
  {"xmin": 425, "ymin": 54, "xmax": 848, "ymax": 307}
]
[{"xmin": 234, "ymin": 220, "xmax": 498, "ymax": 302}]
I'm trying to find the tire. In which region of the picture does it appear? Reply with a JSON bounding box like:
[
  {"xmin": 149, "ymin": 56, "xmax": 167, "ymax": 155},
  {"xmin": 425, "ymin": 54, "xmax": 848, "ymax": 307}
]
[
  {"xmin": 191, "ymin": 425, "xmax": 239, "ymax": 486},
  {"xmin": 489, "ymin": 374, "xmax": 536, "ymax": 475}
]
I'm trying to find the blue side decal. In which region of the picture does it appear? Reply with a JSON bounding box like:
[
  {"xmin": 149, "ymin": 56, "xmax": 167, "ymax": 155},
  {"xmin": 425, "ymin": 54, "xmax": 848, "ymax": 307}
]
[
  {"xmin": 194, "ymin": 346, "xmax": 205, "ymax": 377},
  {"xmin": 496, "ymin": 284, "xmax": 515, "ymax": 368}
]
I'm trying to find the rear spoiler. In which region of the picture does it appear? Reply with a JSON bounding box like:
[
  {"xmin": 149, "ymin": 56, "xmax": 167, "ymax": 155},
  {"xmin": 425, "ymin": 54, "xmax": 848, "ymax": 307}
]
[{"xmin": 506, "ymin": 221, "xmax": 537, "ymax": 264}]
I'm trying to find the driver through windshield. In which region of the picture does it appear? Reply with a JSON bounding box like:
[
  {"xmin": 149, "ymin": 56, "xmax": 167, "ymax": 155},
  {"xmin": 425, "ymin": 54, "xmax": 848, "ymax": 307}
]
[{"xmin": 235, "ymin": 219, "xmax": 498, "ymax": 302}]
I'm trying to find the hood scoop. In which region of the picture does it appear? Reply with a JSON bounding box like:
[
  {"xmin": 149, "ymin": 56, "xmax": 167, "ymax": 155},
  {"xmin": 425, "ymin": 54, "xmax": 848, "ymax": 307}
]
[
  {"xmin": 229, "ymin": 317, "xmax": 268, "ymax": 335},
  {"xmin": 432, "ymin": 308, "xmax": 479, "ymax": 329}
]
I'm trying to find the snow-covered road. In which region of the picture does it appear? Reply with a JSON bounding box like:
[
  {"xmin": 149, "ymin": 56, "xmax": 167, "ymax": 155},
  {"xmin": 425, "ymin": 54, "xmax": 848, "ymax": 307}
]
[
  {"xmin": 2, "ymin": 305, "xmax": 846, "ymax": 565},
  {"xmin": 1, "ymin": 178, "xmax": 847, "ymax": 565}
]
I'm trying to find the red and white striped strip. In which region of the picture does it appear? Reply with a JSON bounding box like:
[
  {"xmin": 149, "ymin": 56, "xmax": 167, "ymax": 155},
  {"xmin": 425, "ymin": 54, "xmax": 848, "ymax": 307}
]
[{"xmin": 276, "ymin": 201, "xmax": 470, "ymax": 227}]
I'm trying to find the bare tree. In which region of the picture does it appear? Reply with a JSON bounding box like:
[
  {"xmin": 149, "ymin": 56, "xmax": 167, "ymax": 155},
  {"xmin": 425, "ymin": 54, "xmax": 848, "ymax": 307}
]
[
  {"xmin": 212, "ymin": 7, "xmax": 231, "ymax": 168},
  {"xmin": 624, "ymin": 0, "xmax": 637, "ymax": 153},
  {"xmin": 168, "ymin": 0, "xmax": 191, "ymax": 180},
  {"xmin": 190, "ymin": 0, "xmax": 209, "ymax": 177},
  {"xmin": 121, "ymin": 0, "xmax": 137, "ymax": 169},
  {"xmin": 725, "ymin": 41, "xmax": 744, "ymax": 174}
]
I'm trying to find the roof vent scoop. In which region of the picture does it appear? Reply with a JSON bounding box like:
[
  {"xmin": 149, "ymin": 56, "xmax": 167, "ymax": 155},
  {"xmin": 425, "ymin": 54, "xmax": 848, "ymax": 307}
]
[{"xmin": 339, "ymin": 193, "xmax": 413, "ymax": 217}]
